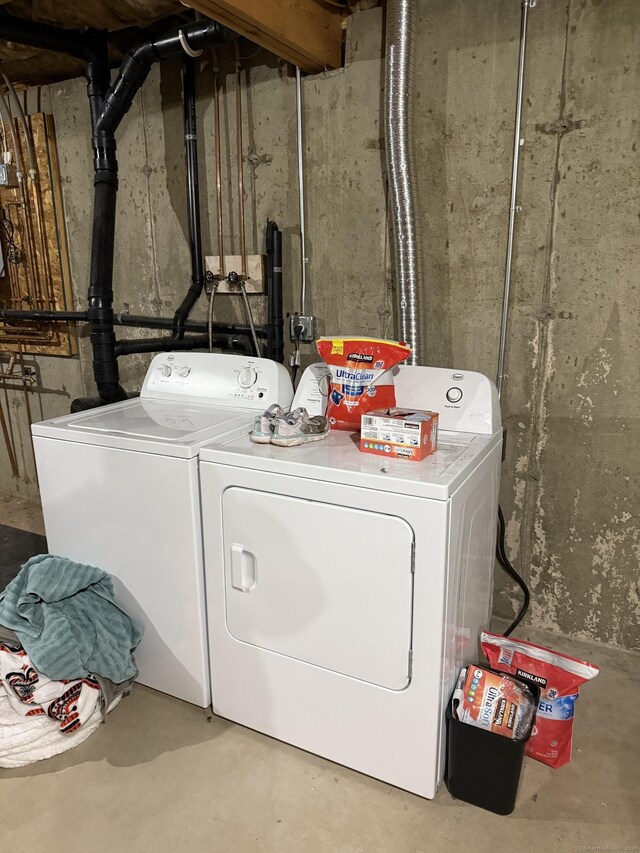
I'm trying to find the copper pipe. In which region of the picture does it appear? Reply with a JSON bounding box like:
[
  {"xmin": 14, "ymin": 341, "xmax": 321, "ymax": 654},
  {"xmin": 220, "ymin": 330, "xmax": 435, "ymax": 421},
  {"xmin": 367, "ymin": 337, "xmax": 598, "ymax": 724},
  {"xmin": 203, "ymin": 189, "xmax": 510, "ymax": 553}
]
[
  {"xmin": 0, "ymin": 331, "xmax": 53, "ymax": 343},
  {"xmin": 1, "ymin": 101, "xmax": 45, "ymax": 310},
  {"xmin": 2, "ymin": 353, "xmax": 16, "ymax": 376},
  {"xmin": 19, "ymin": 180, "xmax": 45, "ymax": 309},
  {"xmin": 0, "ymin": 116, "xmax": 20, "ymax": 310},
  {"xmin": 6, "ymin": 192, "xmax": 44, "ymax": 310},
  {"xmin": 17, "ymin": 343, "xmax": 36, "ymax": 471},
  {"xmin": 3, "ymin": 78, "xmax": 48, "ymax": 310},
  {"xmin": 234, "ymin": 43, "xmax": 247, "ymax": 279},
  {"xmin": 0, "ymin": 393, "xmax": 18, "ymax": 477},
  {"xmin": 23, "ymin": 112, "xmax": 56, "ymax": 308},
  {"xmin": 212, "ymin": 50, "xmax": 225, "ymax": 279},
  {"xmin": 31, "ymin": 174, "xmax": 57, "ymax": 308}
]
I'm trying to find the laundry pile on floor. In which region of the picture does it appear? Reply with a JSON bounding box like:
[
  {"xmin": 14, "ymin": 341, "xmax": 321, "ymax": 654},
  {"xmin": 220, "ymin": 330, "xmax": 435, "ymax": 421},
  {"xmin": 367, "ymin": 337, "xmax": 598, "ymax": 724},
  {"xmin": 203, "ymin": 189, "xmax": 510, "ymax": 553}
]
[{"xmin": 0, "ymin": 554, "xmax": 142, "ymax": 768}]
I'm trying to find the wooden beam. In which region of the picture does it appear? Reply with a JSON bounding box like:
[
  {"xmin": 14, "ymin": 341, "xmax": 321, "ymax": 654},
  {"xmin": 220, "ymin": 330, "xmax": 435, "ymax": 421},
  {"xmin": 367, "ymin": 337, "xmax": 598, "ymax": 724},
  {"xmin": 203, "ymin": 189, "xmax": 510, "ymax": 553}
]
[{"xmin": 180, "ymin": 0, "xmax": 345, "ymax": 72}]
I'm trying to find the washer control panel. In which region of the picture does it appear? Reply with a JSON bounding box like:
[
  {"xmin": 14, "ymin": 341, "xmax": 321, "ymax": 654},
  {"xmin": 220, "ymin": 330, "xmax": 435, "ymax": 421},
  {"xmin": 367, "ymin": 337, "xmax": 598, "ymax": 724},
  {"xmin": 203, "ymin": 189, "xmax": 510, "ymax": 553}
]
[{"xmin": 141, "ymin": 353, "xmax": 294, "ymax": 409}]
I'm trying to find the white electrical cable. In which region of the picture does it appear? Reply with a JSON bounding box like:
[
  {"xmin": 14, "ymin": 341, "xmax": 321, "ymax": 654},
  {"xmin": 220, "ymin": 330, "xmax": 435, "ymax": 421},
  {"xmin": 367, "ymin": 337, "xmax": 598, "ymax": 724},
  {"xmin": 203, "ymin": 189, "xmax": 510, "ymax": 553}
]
[
  {"xmin": 3, "ymin": 74, "xmax": 36, "ymax": 179},
  {"xmin": 0, "ymin": 90, "xmax": 22, "ymax": 179},
  {"xmin": 207, "ymin": 283, "xmax": 218, "ymax": 353},
  {"xmin": 178, "ymin": 29, "xmax": 203, "ymax": 58},
  {"xmin": 0, "ymin": 117, "xmax": 7, "ymax": 158},
  {"xmin": 295, "ymin": 66, "xmax": 308, "ymax": 316},
  {"xmin": 239, "ymin": 280, "xmax": 260, "ymax": 356}
]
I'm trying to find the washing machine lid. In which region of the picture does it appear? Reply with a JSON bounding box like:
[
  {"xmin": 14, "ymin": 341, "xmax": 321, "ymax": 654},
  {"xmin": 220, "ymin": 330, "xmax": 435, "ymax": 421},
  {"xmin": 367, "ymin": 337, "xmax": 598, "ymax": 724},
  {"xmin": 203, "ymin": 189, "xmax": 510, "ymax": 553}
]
[
  {"xmin": 200, "ymin": 427, "xmax": 501, "ymax": 500},
  {"xmin": 31, "ymin": 398, "xmax": 255, "ymax": 459}
]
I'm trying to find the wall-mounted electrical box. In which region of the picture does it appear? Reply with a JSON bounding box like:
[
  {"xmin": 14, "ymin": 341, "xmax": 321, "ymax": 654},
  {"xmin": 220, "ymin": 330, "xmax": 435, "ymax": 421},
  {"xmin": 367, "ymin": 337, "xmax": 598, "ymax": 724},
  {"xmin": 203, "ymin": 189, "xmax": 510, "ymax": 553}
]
[
  {"xmin": 0, "ymin": 164, "xmax": 19, "ymax": 188},
  {"xmin": 205, "ymin": 254, "xmax": 265, "ymax": 294},
  {"xmin": 289, "ymin": 313, "xmax": 316, "ymax": 343}
]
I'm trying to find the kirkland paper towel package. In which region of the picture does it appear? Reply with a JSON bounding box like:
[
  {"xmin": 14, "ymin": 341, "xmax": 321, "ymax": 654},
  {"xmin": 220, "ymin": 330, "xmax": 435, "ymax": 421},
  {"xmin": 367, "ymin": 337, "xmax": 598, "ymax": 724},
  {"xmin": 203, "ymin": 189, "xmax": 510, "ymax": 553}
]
[
  {"xmin": 316, "ymin": 337, "xmax": 411, "ymax": 431},
  {"xmin": 481, "ymin": 631, "xmax": 599, "ymax": 768}
]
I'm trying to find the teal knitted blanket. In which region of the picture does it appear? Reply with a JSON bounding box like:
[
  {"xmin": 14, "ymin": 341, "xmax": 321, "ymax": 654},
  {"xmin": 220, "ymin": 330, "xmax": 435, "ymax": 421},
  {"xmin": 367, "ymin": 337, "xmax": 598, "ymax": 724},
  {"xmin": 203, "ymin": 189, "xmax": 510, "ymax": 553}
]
[{"xmin": 0, "ymin": 554, "xmax": 143, "ymax": 683}]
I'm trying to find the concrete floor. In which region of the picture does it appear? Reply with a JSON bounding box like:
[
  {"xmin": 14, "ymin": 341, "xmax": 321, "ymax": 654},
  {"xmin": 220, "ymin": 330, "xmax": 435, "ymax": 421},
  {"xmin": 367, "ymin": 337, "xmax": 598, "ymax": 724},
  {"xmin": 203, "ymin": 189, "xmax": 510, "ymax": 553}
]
[{"xmin": 1, "ymin": 499, "xmax": 638, "ymax": 852}]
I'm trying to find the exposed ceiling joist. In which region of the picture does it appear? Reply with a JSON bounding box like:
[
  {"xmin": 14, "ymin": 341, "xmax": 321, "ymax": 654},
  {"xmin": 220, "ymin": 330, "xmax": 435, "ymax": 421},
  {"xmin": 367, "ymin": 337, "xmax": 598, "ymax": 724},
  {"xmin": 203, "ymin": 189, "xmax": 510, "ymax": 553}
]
[{"xmin": 180, "ymin": 0, "xmax": 345, "ymax": 72}]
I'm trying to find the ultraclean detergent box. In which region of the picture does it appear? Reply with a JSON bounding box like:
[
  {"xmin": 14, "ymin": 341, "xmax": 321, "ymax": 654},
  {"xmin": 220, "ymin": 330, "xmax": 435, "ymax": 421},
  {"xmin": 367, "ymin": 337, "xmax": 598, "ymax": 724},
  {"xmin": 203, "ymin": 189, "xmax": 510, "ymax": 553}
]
[{"xmin": 360, "ymin": 408, "xmax": 439, "ymax": 461}]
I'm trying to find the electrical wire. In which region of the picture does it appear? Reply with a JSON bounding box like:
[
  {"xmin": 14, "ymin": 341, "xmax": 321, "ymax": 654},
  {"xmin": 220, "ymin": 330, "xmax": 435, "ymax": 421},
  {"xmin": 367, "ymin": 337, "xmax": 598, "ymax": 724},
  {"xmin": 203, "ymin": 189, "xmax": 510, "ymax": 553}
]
[
  {"xmin": 0, "ymin": 89, "xmax": 22, "ymax": 178},
  {"xmin": 0, "ymin": 213, "xmax": 22, "ymax": 264},
  {"xmin": 493, "ymin": 1, "xmax": 532, "ymax": 639},
  {"xmin": 290, "ymin": 323, "xmax": 302, "ymax": 386},
  {"xmin": 207, "ymin": 283, "xmax": 218, "ymax": 352},
  {"xmin": 496, "ymin": 503, "xmax": 530, "ymax": 636},
  {"xmin": 0, "ymin": 114, "xmax": 7, "ymax": 158},
  {"xmin": 3, "ymin": 74, "xmax": 36, "ymax": 177},
  {"xmin": 295, "ymin": 66, "xmax": 308, "ymax": 316},
  {"xmin": 239, "ymin": 280, "xmax": 260, "ymax": 356}
]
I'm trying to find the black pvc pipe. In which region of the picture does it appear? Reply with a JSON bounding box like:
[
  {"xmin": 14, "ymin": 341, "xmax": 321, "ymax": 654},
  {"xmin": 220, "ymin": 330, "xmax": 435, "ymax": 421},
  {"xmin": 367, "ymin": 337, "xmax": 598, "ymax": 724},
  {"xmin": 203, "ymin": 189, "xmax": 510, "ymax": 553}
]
[
  {"xmin": 0, "ymin": 13, "xmax": 109, "ymax": 133},
  {"xmin": 0, "ymin": 309, "xmax": 267, "ymax": 339},
  {"xmin": 0, "ymin": 11, "xmax": 98, "ymax": 61},
  {"xmin": 172, "ymin": 55, "xmax": 205, "ymax": 339},
  {"xmin": 97, "ymin": 19, "xmax": 231, "ymax": 137},
  {"xmin": 84, "ymin": 38, "xmax": 110, "ymax": 133},
  {"xmin": 114, "ymin": 314, "xmax": 267, "ymax": 339},
  {"xmin": 115, "ymin": 334, "xmax": 252, "ymax": 356},
  {"xmin": 266, "ymin": 222, "xmax": 284, "ymax": 364},
  {"xmin": 88, "ymin": 17, "xmax": 232, "ymax": 403},
  {"xmin": 1, "ymin": 310, "xmax": 89, "ymax": 322}
]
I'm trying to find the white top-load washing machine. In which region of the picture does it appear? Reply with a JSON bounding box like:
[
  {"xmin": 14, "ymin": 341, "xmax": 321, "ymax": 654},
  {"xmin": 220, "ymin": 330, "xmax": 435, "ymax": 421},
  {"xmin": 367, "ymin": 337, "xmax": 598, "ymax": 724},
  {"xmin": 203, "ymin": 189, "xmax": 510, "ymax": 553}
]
[
  {"xmin": 198, "ymin": 365, "xmax": 502, "ymax": 798},
  {"xmin": 32, "ymin": 352, "xmax": 293, "ymax": 707}
]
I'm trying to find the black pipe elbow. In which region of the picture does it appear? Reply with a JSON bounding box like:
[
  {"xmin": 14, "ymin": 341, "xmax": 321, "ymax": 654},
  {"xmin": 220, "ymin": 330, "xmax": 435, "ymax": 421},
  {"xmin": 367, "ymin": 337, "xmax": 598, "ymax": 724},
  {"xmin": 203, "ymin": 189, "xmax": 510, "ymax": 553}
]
[
  {"xmin": 85, "ymin": 15, "xmax": 236, "ymax": 404},
  {"xmin": 142, "ymin": 19, "xmax": 231, "ymax": 62}
]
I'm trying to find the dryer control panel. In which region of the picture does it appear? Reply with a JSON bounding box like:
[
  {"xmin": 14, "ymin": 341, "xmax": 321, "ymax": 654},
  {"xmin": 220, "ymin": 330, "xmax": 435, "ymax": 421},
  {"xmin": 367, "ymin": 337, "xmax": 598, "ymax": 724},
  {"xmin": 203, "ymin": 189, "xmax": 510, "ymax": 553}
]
[
  {"xmin": 394, "ymin": 365, "xmax": 501, "ymax": 435},
  {"xmin": 141, "ymin": 353, "xmax": 294, "ymax": 409}
]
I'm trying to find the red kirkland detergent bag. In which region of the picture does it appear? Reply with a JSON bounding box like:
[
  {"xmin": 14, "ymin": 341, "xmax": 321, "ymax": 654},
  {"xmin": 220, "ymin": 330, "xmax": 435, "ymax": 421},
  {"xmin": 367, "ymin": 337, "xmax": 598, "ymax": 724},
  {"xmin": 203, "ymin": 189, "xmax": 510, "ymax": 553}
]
[
  {"xmin": 481, "ymin": 631, "xmax": 599, "ymax": 768},
  {"xmin": 316, "ymin": 337, "xmax": 411, "ymax": 431}
]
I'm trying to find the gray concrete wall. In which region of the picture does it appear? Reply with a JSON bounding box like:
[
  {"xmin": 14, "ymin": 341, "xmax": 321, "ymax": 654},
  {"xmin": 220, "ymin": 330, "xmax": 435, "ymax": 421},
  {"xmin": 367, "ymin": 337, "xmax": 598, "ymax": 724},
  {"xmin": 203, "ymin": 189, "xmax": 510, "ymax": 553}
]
[{"xmin": 1, "ymin": 0, "xmax": 637, "ymax": 651}]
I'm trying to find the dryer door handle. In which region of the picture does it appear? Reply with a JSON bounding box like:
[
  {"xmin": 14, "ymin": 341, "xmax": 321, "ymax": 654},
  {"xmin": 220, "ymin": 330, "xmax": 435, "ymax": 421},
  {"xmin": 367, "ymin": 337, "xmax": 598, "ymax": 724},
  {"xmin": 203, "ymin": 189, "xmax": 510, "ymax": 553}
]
[{"xmin": 230, "ymin": 544, "xmax": 257, "ymax": 592}]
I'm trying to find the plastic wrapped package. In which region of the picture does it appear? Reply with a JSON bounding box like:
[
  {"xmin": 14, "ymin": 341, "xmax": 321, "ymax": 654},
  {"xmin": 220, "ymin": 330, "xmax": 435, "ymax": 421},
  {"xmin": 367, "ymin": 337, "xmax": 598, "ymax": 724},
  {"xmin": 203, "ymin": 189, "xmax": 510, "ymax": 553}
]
[{"xmin": 316, "ymin": 336, "xmax": 411, "ymax": 431}]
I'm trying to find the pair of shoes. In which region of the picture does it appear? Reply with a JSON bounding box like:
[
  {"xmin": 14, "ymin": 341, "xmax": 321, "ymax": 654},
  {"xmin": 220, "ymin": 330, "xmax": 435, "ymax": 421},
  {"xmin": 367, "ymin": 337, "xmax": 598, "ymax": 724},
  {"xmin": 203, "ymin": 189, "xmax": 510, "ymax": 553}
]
[{"xmin": 250, "ymin": 406, "xmax": 330, "ymax": 447}]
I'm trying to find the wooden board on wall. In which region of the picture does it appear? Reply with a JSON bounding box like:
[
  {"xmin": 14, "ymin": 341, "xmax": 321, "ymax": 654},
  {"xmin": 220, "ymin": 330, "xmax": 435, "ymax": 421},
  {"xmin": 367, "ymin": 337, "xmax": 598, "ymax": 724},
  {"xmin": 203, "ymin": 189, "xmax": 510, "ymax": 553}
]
[
  {"xmin": 0, "ymin": 113, "xmax": 77, "ymax": 356},
  {"xmin": 182, "ymin": 0, "xmax": 345, "ymax": 72}
]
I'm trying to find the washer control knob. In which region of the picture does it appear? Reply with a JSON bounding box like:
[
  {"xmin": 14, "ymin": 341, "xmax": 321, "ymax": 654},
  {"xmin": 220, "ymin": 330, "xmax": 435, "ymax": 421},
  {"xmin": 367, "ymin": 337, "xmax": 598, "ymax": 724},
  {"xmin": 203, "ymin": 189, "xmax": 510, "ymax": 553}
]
[
  {"xmin": 238, "ymin": 367, "xmax": 258, "ymax": 388},
  {"xmin": 446, "ymin": 386, "xmax": 463, "ymax": 403},
  {"xmin": 162, "ymin": 364, "xmax": 172, "ymax": 377},
  {"xmin": 178, "ymin": 367, "xmax": 190, "ymax": 378}
]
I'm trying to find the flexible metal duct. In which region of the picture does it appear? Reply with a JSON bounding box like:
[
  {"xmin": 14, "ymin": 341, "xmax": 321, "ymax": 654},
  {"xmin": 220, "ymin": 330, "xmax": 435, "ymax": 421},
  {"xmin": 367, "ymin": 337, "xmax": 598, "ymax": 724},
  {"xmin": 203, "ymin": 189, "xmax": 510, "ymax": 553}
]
[{"xmin": 384, "ymin": 0, "xmax": 425, "ymax": 364}]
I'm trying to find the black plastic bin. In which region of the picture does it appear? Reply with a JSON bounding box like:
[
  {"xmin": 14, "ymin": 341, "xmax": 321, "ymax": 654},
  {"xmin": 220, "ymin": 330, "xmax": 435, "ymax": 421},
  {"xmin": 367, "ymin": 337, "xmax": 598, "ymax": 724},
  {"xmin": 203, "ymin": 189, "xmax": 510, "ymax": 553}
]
[{"xmin": 445, "ymin": 671, "xmax": 539, "ymax": 815}]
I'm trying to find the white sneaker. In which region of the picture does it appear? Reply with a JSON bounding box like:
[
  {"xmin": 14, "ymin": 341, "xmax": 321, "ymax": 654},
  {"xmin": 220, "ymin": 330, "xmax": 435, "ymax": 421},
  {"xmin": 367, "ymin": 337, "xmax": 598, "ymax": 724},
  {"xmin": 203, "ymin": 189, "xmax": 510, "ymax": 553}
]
[
  {"xmin": 250, "ymin": 404, "xmax": 285, "ymax": 443},
  {"xmin": 271, "ymin": 408, "xmax": 330, "ymax": 447}
]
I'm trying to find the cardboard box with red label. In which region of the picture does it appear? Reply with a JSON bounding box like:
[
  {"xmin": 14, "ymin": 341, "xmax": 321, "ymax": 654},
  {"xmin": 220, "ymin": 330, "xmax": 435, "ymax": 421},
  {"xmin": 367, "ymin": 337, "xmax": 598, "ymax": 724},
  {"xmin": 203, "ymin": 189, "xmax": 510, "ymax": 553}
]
[{"xmin": 360, "ymin": 408, "xmax": 439, "ymax": 461}]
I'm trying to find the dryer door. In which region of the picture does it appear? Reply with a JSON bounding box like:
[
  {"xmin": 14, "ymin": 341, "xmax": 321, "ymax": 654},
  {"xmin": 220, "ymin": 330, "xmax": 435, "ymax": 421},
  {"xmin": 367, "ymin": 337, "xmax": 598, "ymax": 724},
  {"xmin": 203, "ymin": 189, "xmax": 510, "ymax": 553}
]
[{"xmin": 222, "ymin": 487, "xmax": 415, "ymax": 690}]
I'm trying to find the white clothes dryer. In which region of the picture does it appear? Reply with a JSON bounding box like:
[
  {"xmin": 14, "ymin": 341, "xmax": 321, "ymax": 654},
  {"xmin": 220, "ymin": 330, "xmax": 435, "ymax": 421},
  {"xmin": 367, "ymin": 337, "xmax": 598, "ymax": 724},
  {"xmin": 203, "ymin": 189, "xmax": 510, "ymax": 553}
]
[
  {"xmin": 198, "ymin": 365, "xmax": 501, "ymax": 797},
  {"xmin": 32, "ymin": 352, "xmax": 293, "ymax": 707}
]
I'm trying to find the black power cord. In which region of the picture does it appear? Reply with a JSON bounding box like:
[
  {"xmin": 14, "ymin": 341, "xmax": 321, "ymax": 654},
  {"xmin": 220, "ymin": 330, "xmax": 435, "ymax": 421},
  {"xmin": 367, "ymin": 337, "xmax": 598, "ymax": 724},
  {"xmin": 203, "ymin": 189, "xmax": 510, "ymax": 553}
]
[
  {"xmin": 290, "ymin": 321, "xmax": 303, "ymax": 387},
  {"xmin": 496, "ymin": 503, "xmax": 530, "ymax": 636}
]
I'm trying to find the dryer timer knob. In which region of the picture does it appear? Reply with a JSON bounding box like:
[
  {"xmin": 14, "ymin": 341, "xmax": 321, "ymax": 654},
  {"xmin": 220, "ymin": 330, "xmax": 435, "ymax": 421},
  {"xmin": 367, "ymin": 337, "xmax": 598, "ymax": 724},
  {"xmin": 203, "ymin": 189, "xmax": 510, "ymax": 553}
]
[
  {"xmin": 178, "ymin": 367, "xmax": 190, "ymax": 378},
  {"xmin": 238, "ymin": 367, "xmax": 258, "ymax": 388}
]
